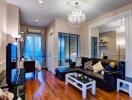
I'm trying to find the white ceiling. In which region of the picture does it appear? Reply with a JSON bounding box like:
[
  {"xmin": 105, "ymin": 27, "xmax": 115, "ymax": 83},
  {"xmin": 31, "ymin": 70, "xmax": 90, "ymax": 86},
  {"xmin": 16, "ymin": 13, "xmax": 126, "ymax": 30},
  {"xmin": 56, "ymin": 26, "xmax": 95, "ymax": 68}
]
[{"xmin": 7, "ymin": 0, "xmax": 132, "ymax": 27}]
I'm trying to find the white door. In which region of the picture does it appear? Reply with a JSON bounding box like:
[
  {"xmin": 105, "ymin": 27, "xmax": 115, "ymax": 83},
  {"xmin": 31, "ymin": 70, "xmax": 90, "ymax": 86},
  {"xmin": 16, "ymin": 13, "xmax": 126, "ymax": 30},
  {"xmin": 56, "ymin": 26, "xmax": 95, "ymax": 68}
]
[{"xmin": 47, "ymin": 33, "xmax": 55, "ymax": 74}]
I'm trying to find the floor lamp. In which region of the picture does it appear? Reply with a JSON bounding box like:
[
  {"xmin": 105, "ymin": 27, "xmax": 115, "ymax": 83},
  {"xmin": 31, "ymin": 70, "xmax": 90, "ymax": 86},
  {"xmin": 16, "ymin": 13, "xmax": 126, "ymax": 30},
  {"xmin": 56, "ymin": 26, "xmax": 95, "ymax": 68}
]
[
  {"xmin": 11, "ymin": 34, "xmax": 21, "ymax": 66},
  {"xmin": 118, "ymin": 44, "xmax": 121, "ymax": 61}
]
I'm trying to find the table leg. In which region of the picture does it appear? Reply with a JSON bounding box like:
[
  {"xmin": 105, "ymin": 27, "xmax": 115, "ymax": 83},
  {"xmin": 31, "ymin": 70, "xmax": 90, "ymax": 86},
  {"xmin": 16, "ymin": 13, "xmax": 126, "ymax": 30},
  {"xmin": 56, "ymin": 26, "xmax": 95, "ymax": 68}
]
[
  {"xmin": 65, "ymin": 76, "xmax": 68, "ymax": 85},
  {"xmin": 92, "ymin": 81, "xmax": 96, "ymax": 95},
  {"xmin": 117, "ymin": 79, "xmax": 120, "ymax": 92},
  {"xmin": 82, "ymin": 85, "xmax": 87, "ymax": 99},
  {"xmin": 129, "ymin": 85, "xmax": 132, "ymax": 97}
]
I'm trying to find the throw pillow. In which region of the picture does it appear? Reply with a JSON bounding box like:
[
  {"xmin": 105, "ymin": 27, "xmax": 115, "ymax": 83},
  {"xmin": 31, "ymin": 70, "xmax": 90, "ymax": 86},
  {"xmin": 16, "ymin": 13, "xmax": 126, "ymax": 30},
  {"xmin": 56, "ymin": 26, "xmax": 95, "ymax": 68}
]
[
  {"xmin": 104, "ymin": 65, "xmax": 113, "ymax": 71},
  {"xmin": 84, "ymin": 60, "xmax": 93, "ymax": 70},
  {"xmin": 101, "ymin": 70, "xmax": 105, "ymax": 75},
  {"xmin": 109, "ymin": 61, "xmax": 116, "ymax": 69},
  {"xmin": 92, "ymin": 61, "xmax": 104, "ymax": 73},
  {"xmin": 76, "ymin": 57, "xmax": 82, "ymax": 67}
]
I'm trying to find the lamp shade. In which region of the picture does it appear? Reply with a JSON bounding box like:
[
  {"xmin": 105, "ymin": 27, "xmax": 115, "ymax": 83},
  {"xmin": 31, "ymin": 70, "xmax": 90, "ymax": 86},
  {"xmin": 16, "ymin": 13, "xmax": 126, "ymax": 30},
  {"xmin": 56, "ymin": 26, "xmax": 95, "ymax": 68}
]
[{"xmin": 11, "ymin": 34, "xmax": 21, "ymax": 39}]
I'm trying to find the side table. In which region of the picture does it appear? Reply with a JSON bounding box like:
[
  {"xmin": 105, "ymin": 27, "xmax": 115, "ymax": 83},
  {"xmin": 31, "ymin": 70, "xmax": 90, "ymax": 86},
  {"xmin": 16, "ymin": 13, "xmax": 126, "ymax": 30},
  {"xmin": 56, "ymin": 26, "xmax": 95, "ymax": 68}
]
[{"xmin": 117, "ymin": 77, "xmax": 132, "ymax": 97}]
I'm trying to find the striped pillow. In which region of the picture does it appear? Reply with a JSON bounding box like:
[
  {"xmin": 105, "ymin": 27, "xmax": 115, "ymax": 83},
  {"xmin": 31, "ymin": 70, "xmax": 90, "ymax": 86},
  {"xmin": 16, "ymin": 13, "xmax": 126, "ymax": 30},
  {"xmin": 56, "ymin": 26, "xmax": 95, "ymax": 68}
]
[{"xmin": 84, "ymin": 60, "xmax": 93, "ymax": 71}]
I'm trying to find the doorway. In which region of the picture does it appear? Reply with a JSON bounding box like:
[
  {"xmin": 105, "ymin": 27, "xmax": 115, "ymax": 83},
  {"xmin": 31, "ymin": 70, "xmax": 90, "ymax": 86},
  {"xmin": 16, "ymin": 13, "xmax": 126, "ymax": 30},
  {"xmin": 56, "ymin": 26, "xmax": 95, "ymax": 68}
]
[{"xmin": 46, "ymin": 33, "xmax": 55, "ymax": 74}]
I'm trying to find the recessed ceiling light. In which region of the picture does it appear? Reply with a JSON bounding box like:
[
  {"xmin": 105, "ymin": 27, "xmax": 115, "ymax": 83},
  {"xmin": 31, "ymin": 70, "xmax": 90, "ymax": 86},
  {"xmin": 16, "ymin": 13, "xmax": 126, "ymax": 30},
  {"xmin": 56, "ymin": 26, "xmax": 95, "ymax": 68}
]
[
  {"xmin": 35, "ymin": 19, "xmax": 39, "ymax": 23},
  {"xmin": 38, "ymin": 0, "xmax": 43, "ymax": 4}
]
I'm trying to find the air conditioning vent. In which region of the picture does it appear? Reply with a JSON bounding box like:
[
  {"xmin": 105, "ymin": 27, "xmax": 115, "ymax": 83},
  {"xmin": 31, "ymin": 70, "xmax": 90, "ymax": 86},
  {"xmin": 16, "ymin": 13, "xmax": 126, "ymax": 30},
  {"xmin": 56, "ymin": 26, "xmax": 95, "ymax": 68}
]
[{"xmin": 27, "ymin": 28, "xmax": 41, "ymax": 33}]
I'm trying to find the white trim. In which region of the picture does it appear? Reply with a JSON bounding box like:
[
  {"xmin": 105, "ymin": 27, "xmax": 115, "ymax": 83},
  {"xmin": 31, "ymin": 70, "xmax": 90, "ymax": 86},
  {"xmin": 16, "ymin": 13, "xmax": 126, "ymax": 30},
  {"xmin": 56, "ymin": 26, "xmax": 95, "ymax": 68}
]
[{"xmin": 88, "ymin": 10, "xmax": 131, "ymax": 60}]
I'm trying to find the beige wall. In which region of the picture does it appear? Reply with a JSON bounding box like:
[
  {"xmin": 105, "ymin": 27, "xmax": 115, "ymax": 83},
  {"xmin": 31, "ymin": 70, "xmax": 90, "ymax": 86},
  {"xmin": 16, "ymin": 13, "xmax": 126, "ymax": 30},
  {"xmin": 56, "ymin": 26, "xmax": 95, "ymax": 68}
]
[
  {"xmin": 99, "ymin": 31, "xmax": 117, "ymax": 60},
  {"xmin": 55, "ymin": 18, "xmax": 81, "ymax": 35},
  {"xmin": 45, "ymin": 21, "xmax": 55, "ymax": 35},
  {"xmin": 80, "ymin": 23, "xmax": 89, "ymax": 57},
  {"xmin": 54, "ymin": 18, "xmax": 81, "ymax": 68},
  {"xmin": 7, "ymin": 3, "xmax": 20, "ymax": 34},
  {"xmin": 81, "ymin": 3, "xmax": 132, "ymax": 78},
  {"xmin": 0, "ymin": 0, "xmax": 7, "ymax": 73},
  {"xmin": 46, "ymin": 18, "xmax": 81, "ymax": 68},
  {"xmin": 0, "ymin": 2, "xmax": 18, "ymax": 73}
]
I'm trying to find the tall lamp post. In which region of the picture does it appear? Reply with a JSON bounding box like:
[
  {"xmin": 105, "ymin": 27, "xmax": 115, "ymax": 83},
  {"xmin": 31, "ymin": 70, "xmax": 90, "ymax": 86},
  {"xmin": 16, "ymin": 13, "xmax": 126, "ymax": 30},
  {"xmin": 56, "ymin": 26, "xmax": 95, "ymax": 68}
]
[
  {"xmin": 118, "ymin": 44, "xmax": 121, "ymax": 61},
  {"xmin": 11, "ymin": 34, "xmax": 21, "ymax": 66}
]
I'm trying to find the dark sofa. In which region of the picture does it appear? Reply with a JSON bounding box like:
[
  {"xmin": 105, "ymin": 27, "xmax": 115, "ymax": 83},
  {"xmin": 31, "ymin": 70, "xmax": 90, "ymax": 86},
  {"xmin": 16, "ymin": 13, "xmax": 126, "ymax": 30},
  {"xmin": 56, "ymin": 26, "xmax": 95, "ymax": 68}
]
[{"xmin": 55, "ymin": 57, "xmax": 125, "ymax": 91}]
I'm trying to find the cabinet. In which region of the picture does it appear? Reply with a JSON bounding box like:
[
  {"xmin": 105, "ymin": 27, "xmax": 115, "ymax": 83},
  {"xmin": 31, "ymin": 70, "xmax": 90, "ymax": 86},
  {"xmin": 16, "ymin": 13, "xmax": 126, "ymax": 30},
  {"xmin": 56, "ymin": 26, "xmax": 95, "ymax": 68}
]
[{"xmin": 6, "ymin": 43, "xmax": 17, "ymax": 84}]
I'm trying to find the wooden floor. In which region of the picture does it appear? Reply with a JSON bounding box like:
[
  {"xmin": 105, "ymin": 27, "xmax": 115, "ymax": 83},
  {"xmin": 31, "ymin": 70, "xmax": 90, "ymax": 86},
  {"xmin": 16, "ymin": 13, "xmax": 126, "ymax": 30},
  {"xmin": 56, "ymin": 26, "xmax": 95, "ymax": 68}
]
[{"xmin": 25, "ymin": 70, "xmax": 132, "ymax": 100}]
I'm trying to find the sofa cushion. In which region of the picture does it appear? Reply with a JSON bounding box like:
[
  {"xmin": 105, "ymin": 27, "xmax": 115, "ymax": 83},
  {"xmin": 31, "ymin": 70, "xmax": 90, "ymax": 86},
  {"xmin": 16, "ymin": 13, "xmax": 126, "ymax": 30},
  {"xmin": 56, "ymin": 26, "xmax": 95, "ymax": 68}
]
[
  {"xmin": 92, "ymin": 61, "xmax": 104, "ymax": 73},
  {"xmin": 84, "ymin": 60, "xmax": 93, "ymax": 71},
  {"xmin": 109, "ymin": 61, "xmax": 116, "ymax": 68},
  {"xmin": 75, "ymin": 57, "xmax": 82, "ymax": 67},
  {"xmin": 81, "ymin": 57, "xmax": 90, "ymax": 68},
  {"xmin": 57, "ymin": 66, "xmax": 70, "ymax": 73},
  {"xmin": 78, "ymin": 69, "xmax": 104, "ymax": 80},
  {"xmin": 104, "ymin": 65, "xmax": 113, "ymax": 71}
]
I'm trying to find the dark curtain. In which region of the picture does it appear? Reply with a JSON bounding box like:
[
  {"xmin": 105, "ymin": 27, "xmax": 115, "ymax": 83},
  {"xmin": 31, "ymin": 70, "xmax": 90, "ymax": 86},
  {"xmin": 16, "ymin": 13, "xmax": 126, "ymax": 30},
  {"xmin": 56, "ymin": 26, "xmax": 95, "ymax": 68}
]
[{"xmin": 40, "ymin": 28, "xmax": 46, "ymax": 68}]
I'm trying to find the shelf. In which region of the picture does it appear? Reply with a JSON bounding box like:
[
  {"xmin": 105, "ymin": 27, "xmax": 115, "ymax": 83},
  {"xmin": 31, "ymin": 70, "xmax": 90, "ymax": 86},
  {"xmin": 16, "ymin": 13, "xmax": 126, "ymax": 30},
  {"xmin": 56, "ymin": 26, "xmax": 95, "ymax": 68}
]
[
  {"xmin": 99, "ymin": 45, "xmax": 108, "ymax": 47},
  {"xmin": 99, "ymin": 41, "xmax": 108, "ymax": 44},
  {"xmin": 120, "ymin": 85, "xmax": 129, "ymax": 93}
]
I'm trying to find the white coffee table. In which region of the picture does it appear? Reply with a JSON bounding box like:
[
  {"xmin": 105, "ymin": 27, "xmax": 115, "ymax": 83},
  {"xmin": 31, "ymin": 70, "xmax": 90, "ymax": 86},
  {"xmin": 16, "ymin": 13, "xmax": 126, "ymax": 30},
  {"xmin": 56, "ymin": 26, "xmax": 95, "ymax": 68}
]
[
  {"xmin": 117, "ymin": 77, "xmax": 132, "ymax": 97},
  {"xmin": 65, "ymin": 72, "xmax": 96, "ymax": 99}
]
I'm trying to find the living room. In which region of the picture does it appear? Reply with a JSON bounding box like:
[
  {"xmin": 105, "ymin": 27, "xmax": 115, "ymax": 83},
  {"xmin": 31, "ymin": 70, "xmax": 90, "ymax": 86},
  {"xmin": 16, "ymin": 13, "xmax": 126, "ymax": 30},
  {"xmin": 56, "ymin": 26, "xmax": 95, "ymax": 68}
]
[{"xmin": 0, "ymin": 0, "xmax": 132, "ymax": 100}]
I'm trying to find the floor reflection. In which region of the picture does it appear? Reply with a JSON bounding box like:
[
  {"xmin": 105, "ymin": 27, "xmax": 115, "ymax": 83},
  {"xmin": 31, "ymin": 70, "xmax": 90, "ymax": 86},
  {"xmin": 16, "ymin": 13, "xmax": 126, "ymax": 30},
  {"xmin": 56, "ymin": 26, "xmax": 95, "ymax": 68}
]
[{"xmin": 25, "ymin": 70, "xmax": 131, "ymax": 100}]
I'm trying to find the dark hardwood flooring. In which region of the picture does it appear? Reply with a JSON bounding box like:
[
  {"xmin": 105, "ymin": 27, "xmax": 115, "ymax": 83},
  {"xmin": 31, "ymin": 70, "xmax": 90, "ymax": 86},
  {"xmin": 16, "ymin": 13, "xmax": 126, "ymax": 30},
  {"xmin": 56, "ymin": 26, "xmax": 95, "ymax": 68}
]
[{"xmin": 25, "ymin": 70, "xmax": 132, "ymax": 100}]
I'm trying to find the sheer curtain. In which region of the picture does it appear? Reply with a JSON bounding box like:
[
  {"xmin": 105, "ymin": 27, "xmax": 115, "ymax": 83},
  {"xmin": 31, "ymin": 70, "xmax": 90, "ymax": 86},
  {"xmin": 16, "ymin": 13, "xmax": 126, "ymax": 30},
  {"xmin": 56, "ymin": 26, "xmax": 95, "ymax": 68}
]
[{"xmin": 24, "ymin": 34, "xmax": 43, "ymax": 66}]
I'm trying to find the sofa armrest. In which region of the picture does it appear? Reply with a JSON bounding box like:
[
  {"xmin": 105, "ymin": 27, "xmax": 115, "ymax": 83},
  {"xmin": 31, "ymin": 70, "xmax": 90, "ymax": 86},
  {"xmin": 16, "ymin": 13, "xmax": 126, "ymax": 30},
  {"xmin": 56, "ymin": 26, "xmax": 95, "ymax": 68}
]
[
  {"xmin": 69, "ymin": 62, "xmax": 76, "ymax": 68},
  {"xmin": 103, "ymin": 70, "xmax": 122, "ymax": 79},
  {"xmin": 103, "ymin": 71, "xmax": 117, "ymax": 90},
  {"xmin": 104, "ymin": 71, "xmax": 121, "ymax": 75}
]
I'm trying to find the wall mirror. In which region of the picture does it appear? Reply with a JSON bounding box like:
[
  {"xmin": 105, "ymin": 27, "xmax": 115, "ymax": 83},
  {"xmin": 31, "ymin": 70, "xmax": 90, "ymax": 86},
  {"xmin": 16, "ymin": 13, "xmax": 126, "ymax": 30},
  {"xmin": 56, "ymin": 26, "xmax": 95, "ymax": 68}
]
[{"xmin": 91, "ymin": 17, "xmax": 127, "ymax": 61}]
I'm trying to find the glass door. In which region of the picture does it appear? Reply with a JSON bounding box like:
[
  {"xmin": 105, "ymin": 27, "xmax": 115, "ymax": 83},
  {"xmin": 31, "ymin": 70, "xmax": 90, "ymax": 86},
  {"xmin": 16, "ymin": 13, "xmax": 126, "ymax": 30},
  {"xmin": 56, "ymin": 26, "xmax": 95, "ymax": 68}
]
[
  {"xmin": 58, "ymin": 33, "xmax": 80, "ymax": 66},
  {"xmin": 58, "ymin": 33, "xmax": 69, "ymax": 66},
  {"xmin": 24, "ymin": 34, "xmax": 43, "ymax": 66}
]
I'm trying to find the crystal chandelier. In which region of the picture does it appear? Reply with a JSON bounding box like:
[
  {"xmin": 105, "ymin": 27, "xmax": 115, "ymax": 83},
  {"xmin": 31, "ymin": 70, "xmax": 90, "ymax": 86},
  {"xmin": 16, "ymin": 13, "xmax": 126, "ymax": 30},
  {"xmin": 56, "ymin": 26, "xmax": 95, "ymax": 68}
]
[
  {"xmin": 67, "ymin": 2, "xmax": 86, "ymax": 27},
  {"xmin": 116, "ymin": 18, "xmax": 126, "ymax": 34}
]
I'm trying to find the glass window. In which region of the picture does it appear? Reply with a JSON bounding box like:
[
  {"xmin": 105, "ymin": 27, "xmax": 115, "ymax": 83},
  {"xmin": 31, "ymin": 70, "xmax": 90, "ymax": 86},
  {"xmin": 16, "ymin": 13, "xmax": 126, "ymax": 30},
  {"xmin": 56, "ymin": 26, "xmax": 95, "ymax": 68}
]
[{"xmin": 24, "ymin": 34, "xmax": 43, "ymax": 66}]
